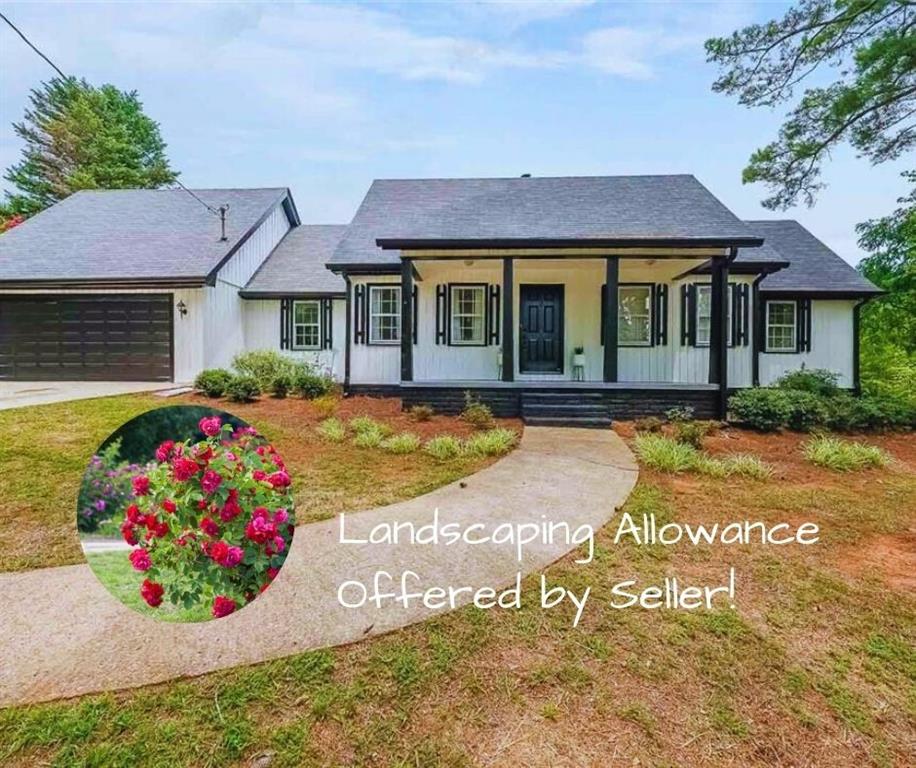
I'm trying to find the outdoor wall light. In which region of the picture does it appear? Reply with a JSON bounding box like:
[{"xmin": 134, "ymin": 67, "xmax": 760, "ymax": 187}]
[{"xmin": 176, "ymin": 299, "xmax": 188, "ymax": 317}]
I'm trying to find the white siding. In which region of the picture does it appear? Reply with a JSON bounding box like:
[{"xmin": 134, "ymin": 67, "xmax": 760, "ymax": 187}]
[
  {"xmin": 349, "ymin": 276, "xmax": 401, "ymax": 384},
  {"xmin": 759, "ymin": 299, "xmax": 856, "ymax": 387},
  {"xmin": 242, "ymin": 298, "xmax": 345, "ymax": 380}
]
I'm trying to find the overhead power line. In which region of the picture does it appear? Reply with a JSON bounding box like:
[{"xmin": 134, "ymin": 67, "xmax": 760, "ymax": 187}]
[{"xmin": 0, "ymin": 10, "xmax": 69, "ymax": 79}]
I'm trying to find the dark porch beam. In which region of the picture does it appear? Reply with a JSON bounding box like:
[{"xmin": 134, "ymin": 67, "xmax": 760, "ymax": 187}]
[
  {"xmin": 603, "ymin": 257, "xmax": 619, "ymax": 382},
  {"xmin": 708, "ymin": 251, "xmax": 731, "ymax": 417},
  {"xmin": 502, "ymin": 257, "xmax": 514, "ymax": 381},
  {"xmin": 401, "ymin": 259, "xmax": 413, "ymax": 382}
]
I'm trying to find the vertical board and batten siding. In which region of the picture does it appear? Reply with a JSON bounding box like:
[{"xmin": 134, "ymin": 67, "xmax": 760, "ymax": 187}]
[
  {"xmin": 0, "ymin": 286, "xmax": 205, "ymax": 382},
  {"xmin": 204, "ymin": 204, "xmax": 292, "ymax": 370},
  {"xmin": 242, "ymin": 299, "xmax": 346, "ymax": 380},
  {"xmin": 759, "ymin": 299, "xmax": 856, "ymax": 387},
  {"xmin": 349, "ymin": 275, "xmax": 401, "ymax": 384}
]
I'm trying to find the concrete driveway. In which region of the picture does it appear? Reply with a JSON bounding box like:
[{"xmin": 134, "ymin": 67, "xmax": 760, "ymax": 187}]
[{"xmin": 0, "ymin": 381, "xmax": 177, "ymax": 411}]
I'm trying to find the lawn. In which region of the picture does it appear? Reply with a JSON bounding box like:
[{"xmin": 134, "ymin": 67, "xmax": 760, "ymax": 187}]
[{"xmin": 1, "ymin": 403, "xmax": 914, "ymax": 767}]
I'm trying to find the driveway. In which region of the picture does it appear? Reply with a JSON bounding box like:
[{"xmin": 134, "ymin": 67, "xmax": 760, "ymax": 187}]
[
  {"xmin": 0, "ymin": 381, "xmax": 178, "ymax": 410},
  {"xmin": 0, "ymin": 426, "xmax": 638, "ymax": 706}
]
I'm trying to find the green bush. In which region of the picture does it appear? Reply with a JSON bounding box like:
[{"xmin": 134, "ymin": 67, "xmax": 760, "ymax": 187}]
[
  {"xmin": 461, "ymin": 392, "xmax": 495, "ymax": 430},
  {"xmin": 231, "ymin": 350, "xmax": 297, "ymax": 390},
  {"xmin": 194, "ymin": 368, "xmax": 234, "ymax": 398},
  {"xmin": 783, "ymin": 391, "xmax": 830, "ymax": 432},
  {"xmin": 316, "ymin": 418, "xmax": 346, "ymax": 442},
  {"xmin": 728, "ymin": 389, "xmax": 791, "ymax": 431},
  {"xmin": 803, "ymin": 435, "xmax": 890, "ymax": 472},
  {"xmin": 292, "ymin": 364, "xmax": 334, "ymax": 399},
  {"xmin": 225, "ymin": 375, "xmax": 261, "ymax": 403},
  {"xmin": 633, "ymin": 416, "xmax": 663, "ymax": 433},
  {"xmin": 664, "ymin": 405, "xmax": 695, "ymax": 423},
  {"xmin": 424, "ymin": 435, "xmax": 462, "ymax": 461},
  {"xmin": 775, "ymin": 368, "xmax": 840, "ymax": 397},
  {"xmin": 409, "ymin": 404, "xmax": 435, "ymax": 422},
  {"xmin": 381, "ymin": 432, "xmax": 421, "ymax": 454},
  {"xmin": 464, "ymin": 428, "xmax": 518, "ymax": 457},
  {"xmin": 269, "ymin": 373, "xmax": 293, "ymax": 399},
  {"xmin": 673, "ymin": 420, "xmax": 716, "ymax": 448},
  {"xmin": 826, "ymin": 392, "xmax": 916, "ymax": 432}
]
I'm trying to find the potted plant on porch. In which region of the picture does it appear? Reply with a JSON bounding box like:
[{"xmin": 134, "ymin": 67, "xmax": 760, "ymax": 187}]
[{"xmin": 572, "ymin": 346, "xmax": 586, "ymax": 381}]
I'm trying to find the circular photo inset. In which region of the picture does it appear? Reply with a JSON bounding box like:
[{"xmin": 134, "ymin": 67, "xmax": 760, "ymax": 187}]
[{"xmin": 78, "ymin": 405, "xmax": 295, "ymax": 621}]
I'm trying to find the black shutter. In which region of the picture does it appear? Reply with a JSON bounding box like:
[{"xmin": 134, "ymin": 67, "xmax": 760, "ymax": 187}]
[
  {"xmin": 681, "ymin": 284, "xmax": 697, "ymax": 346},
  {"xmin": 729, "ymin": 284, "xmax": 738, "ymax": 348},
  {"xmin": 435, "ymin": 285, "xmax": 447, "ymax": 345},
  {"xmin": 353, "ymin": 285, "xmax": 365, "ymax": 344},
  {"xmin": 489, "ymin": 284, "xmax": 500, "ymax": 345},
  {"xmin": 280, "ymin": 298, "xmax": 292, "ymax": 350},
  {"xmin": 600, "ymin": 284, "xmax": 607, "ymax": 346},
  {"xmin": 653, "ymin": 284, "xmax": 668, "ymax": 346},
  {"xmin": 321, "ymin": 298, "xmax": 333, "ymax": 350},
  {"xmin": 797, "ymin": 298, "xmax": 812, "ymax": 352},
  {"xmin": 412, "ymin": 285, "xmax": 418, "ymax": 345},
  {"xmin": 740, "ymin": 284, "xmax": 750, "ymax": 346}
]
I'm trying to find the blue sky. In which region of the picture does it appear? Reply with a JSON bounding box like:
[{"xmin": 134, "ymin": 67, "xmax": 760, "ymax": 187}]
[{"xmin": 0, "ymin": 1, "xmax": 907, "ymax": 263}]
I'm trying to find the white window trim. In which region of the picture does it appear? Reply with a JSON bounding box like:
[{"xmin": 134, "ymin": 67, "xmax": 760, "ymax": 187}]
[
  {"xmin": 292, "ymin": 299, "xmax": 322, "ymax": 351},
  {"xmin": 694, "ymin": 283, "xmax": 734, "ymax": 347},
  {"xmin": 368, "ymin": 285, "xmax": 401, "ymax": 345},
  {"xmin": 449, "ymin": 284, "xmax": 487, "ymax": 346},
  {"xmin": 617, "ymin": 285, "xmax": 653, "ymax": 347},
  {"xmin": 765, "ymin": 300, "xmax": 797, "ymax": 353}
]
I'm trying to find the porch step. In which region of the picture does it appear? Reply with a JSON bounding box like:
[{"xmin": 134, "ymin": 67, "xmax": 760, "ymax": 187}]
[{"xmin": 520, "ymin": 392, "xmax": 612, "ymax": 428}]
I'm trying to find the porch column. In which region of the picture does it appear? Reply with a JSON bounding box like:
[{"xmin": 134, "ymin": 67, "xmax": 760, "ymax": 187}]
[
  {"xmin": 708, "ymin": 253, "xmax": 729, "ymax": 417},
  {"xmin": 501, "ymin": 257, "xmax": 514, "ymax": 381},
  {"xmin": 603, "ymin": 257, "xmax": 618, "ymax": 382},
  {"xmin": 400, "ymin": 258, "xmax": 413, "ymax": 382}
]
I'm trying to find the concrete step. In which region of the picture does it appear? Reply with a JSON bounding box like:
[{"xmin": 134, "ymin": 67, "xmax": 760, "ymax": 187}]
[{"xmin": 522, "ymin": 415, "xmax": 613, "ymax": 428}]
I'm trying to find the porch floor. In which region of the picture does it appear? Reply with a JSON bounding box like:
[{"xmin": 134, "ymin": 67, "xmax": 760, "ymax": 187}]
[{"xmin": 404, "ymin": 380, "xmax": 718, "ymax": 390}]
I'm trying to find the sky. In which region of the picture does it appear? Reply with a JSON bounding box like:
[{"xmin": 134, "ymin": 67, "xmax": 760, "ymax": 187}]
[{"xmin": 0, "ymin": 0, "xmax": 908, "ymax": 265}]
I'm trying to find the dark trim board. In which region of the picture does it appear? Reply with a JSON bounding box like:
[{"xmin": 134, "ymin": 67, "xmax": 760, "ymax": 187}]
[
  {"xmin": 376, "ymin": 236, "xmax": 764, "ymax": 250},
  {"xmin": 760, "ymin": 289, "xmax": 884, "ymax": 300}
]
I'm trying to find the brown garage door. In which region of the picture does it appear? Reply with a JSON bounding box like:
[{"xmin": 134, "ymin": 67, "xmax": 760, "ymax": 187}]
[{"xmin": 0, "ymin": 295, "xmax": 173, "ymax": 381}]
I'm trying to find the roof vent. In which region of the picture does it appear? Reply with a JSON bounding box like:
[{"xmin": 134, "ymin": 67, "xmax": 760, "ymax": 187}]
[
  {"xmin": 218, "ymin": 205, "xmax": 229, "ymax": 241},
  {"xmin": 520, "ymin": 173, "xmax": 531, "ymax": 178}
]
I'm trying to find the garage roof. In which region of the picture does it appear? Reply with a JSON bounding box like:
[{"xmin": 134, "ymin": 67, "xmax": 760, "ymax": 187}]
[{"xmin": 0, "ymin": 188, "xmax": 298, "ymax": 286}]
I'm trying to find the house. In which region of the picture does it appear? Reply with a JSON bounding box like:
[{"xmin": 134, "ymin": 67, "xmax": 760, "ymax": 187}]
[{"xmin": 0, "ymin": 175, "xmax": 881, "ymax": 422}]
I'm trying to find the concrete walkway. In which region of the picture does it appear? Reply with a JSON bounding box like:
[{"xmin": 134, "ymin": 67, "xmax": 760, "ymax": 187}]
[
  {"xmin": 0, "ymin": 427, "xmax": 637, "ymax": 707},
  {"xmin": 0, "ymin": 381, "xmax": 178, "ymax": 411}
]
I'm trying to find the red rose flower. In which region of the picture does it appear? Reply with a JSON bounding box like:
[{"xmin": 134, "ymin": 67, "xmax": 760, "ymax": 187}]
[
  {"xmin": 197, "ymin": 499, "xmax": 209, "ymax": 510},
  {"xmin": 200, "ymin": 517, "xmax": 220, "ymax": 537},
  {"xmin": 161, "ymin": 499, "xmax": 177, "ymax": 514},
  {"xmin": 220, "ymin": 489, "xmax": 242, "ymax": 522},
  {"xmin": 212, "ymin": 595, "xmax": 237, "ymax": 618},
  {"xmin": 199, "ymin": 415, "xmax": 222, "ymax": 437},
  {"xmin": 125, "ymin": 504, "xmax": 143, "ymax": 524},
  {"xmin": 155, "ymin": 440, "xmax": 175, "ymax": 463},
  {"xmin": 209, "ymin": 542, "xmax": 243, "ymax": 568},
  {"xmin": 129, "ymin": 548, "xmax": 152, "ymax": 572},
  {"xmin": 120, "ymin": 520, "xmax": 137, "ymax": 546},
  {"xmin": 172, "ymin": 456, "xmax": 200, "ymax": 482},
  {"xmin": 267, "ymin": 567, "xmax": 279, "ymax": 580},
  {"xmin": 252, "ymin": 469, "xmax": 267, "ymax": 482},
  {"xmin": 201, "ymin": 469, "xmax": 222, "ymax": 495},
  {"xmin": 193, "ymin": 444, "xmax": 214, "ymax": 464},
  {"xmin": 146, "ymin": 517, "xmax": 169, "ymax": 538},
  {"xmin": 140, "ymin": 579, "xmax": 164, "ymax": 607},
  {"xmin": 132, "ymin": 475, "xmax": 150, "ymax": 496},
  {"xmin": 267, "ymin": 470, "xmax": 291, "ymax": 489}
]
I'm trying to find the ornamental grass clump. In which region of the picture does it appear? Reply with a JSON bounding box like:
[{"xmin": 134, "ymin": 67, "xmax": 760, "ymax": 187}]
[
  {"xmin": 381, "ymin": 432, "xmax": 421, "ymax": 454},
  {"xmin": 803, "ymin": 435, "xmax": 890, "ymax": 472},
  {"xmin": 464, "ymin": 428, "xmax": 518, "ymax": 457},
  {"xmin": 351, "ymin": 417, "xmax": 390, "ymax": 448},
  {"xmin": 316, "ymin": 417, "xmax": 346, "ymax": 442},
  {"xmin": 633, "ymin": 434, "xmax": 699, "ymax": 473},
  {"xmin": 721, "ymin": 453, "xmax": 774, "ymax": 479},
  {"xmin": 424, "ymin": 435, "xmax": 462, "ymax": 461},
  {"xmin": 118, "ymin": 416, "xmax": 295, "ymax": 619}
]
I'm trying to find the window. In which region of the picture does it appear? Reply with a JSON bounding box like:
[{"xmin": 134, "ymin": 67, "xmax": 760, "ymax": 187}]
[
  {"xmin": 450, "ymin": 285, "xmax": 486, "ymax": 345},
  {"xmin": 766, "ymin": 300, "xmax": 797, "ymax": 352},
  {"xmin": 369, "ymin": 285, "xmax": 400, "ymax": 344},
  {"xmin": 292, "ymin": 300, "xmax": 321, "ymax": 349},
  {"xmin": 618, "ymin": 285, "xmax": 652, "ymax": 346},
  {"xmin": 694, "ymin": 284, "xmax": 733, "ymax": 346}
]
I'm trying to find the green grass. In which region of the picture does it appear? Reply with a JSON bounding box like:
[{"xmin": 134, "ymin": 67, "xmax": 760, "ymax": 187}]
[
  {"xmin": 85, "ymin": 551, "xmax": 211, "ymax": 622},
  {"xmin": 380, "ymin": 432, "xmax": 421, "ymax": 454},
  {"xmin": 803, "ymin": 435, "xmax": 891, "ymax": 472}
]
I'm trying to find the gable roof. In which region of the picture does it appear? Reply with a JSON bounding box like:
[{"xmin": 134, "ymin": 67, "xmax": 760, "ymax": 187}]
[
  {"xmin": 749, "ymin": 220, "xmax": 881, "ymax": 296},
  {"xmin": 330, "ymin": 175, "xmax": 763, "ymax": 268},
  {"xmin": 241, "ymin": 224, "xmax": 347, "ymax": 297},
  {"xmin": 0, "ymin": 188, "xmax": 297, "ymax": 287}
]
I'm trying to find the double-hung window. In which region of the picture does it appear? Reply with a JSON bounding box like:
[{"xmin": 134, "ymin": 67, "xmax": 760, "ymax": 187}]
[
  {"xmin": 292, "ymin": 300, "xmax": 321, "ymax": 350},
  {"xmin": 766, "ymin": 300, "xmax": 797, "ymax": 352},
  {"xmin": 618, "ymin": 285, "xmax": 652, "ymax": 346},
  {"xmin": 369, "ymin": 285, "xmax": 401, "ymax": 344},
  {"xmin": 450, "ymin": 285, "xmax": 486, "ymax": 345},
  {"xmin": 694, "ymin": 284, "xmax": 733, "ymax": 346}
]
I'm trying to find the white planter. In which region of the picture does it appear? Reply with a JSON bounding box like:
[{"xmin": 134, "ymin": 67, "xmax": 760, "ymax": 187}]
[{"xmin": 572, "ymin": 353, "xmax": 586, "ymax": 367}]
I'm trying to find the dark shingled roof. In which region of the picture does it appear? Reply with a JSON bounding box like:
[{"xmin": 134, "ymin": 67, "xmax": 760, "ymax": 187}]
[
  {"xmin": 0, "ymin": 188, "xmax": 294, "ymax": 284},
  {"xmin": 749, "ymin": 220, "xmax": 881, "ymax": 296},
  {"xmin": 242, "ymin": 225, "xmax": 347, "ymax": 296},
  {"xmin": 330, "ymin": 175, "xmax": 763, "ymax": 266}
]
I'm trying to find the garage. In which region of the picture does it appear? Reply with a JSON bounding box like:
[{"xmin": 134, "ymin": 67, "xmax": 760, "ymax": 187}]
[{"xmin": 0, "ymin": 295, "xmax": 173, "ymax": 381}]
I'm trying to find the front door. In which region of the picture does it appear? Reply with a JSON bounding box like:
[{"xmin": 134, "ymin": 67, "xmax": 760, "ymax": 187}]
[{"xmin": 519, "ymin": 284, "xmax": 564, "ymax": 374}]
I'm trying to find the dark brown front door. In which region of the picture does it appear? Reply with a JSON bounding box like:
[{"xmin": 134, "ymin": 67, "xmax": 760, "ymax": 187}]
[
  {"xmin": 519, "ymin": 284, "xmax": 564, "ymax": 374},
  {"xmin": 0, "ymin": 294, "xmax": 173, "ymax": 381}
]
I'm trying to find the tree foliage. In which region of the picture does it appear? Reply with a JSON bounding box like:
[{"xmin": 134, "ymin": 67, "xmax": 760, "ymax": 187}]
[
  {"xmin": 706, "ymin": 0, "xmax": 915, "ymax": 209},
  {"xmin": 1, "ymin": 77, "xmax": 177, "ymax": 219}
]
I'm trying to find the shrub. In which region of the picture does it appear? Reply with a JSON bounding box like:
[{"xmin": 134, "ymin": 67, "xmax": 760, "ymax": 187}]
[
  {"xmin": 312, "ymin": 394, "xmax": 339, "ymax": 419},
  {"xmin": 116, "ymin": 416, "xmax": 295, "ymax": 619},
  {"xmin": 728, "ymin": 389, "xmax": 791, "ymax": 431},
  {"xmin": 782, "ymin": 391, "xmax": 830, "ymax": 432},
  {"xmin": 721, "ymin": 454, "xmax": 774, "ymax": 479},
  {"xmin": 633, "ymin": 416, "xmax": 663, "ymax": 433},
  {"xmin": 633, "ymin": 434, "xmax": 699, "ymax": 472},
  {"xmin": 673, "ymin": 420, "xmax": 716, "ymax": 448},
  {"xmin": 381, "ymin": 432, "xmax": 421, "ymax": 454},
  {"xmin": 232, "ymin": 350, "xmax": 297, "ymax": 390},
  {"xmin": 316, "ymin": 418, "xmax": 346, "ymax": 442},
  {"xmin": 409, "ymin": 404, "xmax": 435, "ymax": 422},
  {"xmin": 292, "ymin": 364, "xmax": 334, "ymax": 399},
  {"xmin": 461, "ymin": 392, "xmax": 495, "ymax": 430},
  {"xmin": 424, "ymin": 435, "xmax": 462, "ymax": 461},
  {"xmin": 803, "ymin": 435, "xmax": 890, "ymax": 472},
  {"xmin": 776, "ymin": 368, "xmax": 840, "ymax": 397},
  {"xmin": 664, "ymin": 405, "xmax": 695, "ymax": 423},
  {"xmin": 269, "ymin": 373, "xmax": 293, "ymax": 399},
  {"xmin": 826, "ymin": 392, "xmax": 915, "ymax": 432},
  {"xmin": 194, "ymin": 368, "xmax": 234, "ymax": 398},
  {"xmin": 225, "ymin": 375, "xmax": 261, "ymax": 403},
  {"xmin": 76, "ymin": 438, "xmax": 141, "ymax": 533},
  {"xmin": 464, "ymin": 428, "xmax": 518, "ymax": 457}
]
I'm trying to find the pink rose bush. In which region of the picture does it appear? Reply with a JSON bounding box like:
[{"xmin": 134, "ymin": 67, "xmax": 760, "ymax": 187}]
[{"xmin": 123, "ymin": 415, "xmax": 295, "ymax": 618}]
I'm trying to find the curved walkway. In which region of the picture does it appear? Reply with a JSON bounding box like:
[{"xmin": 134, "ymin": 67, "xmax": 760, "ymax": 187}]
[{"xmin": 0, "ymin": 427, "xmax": 637, "ymax": 707}]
